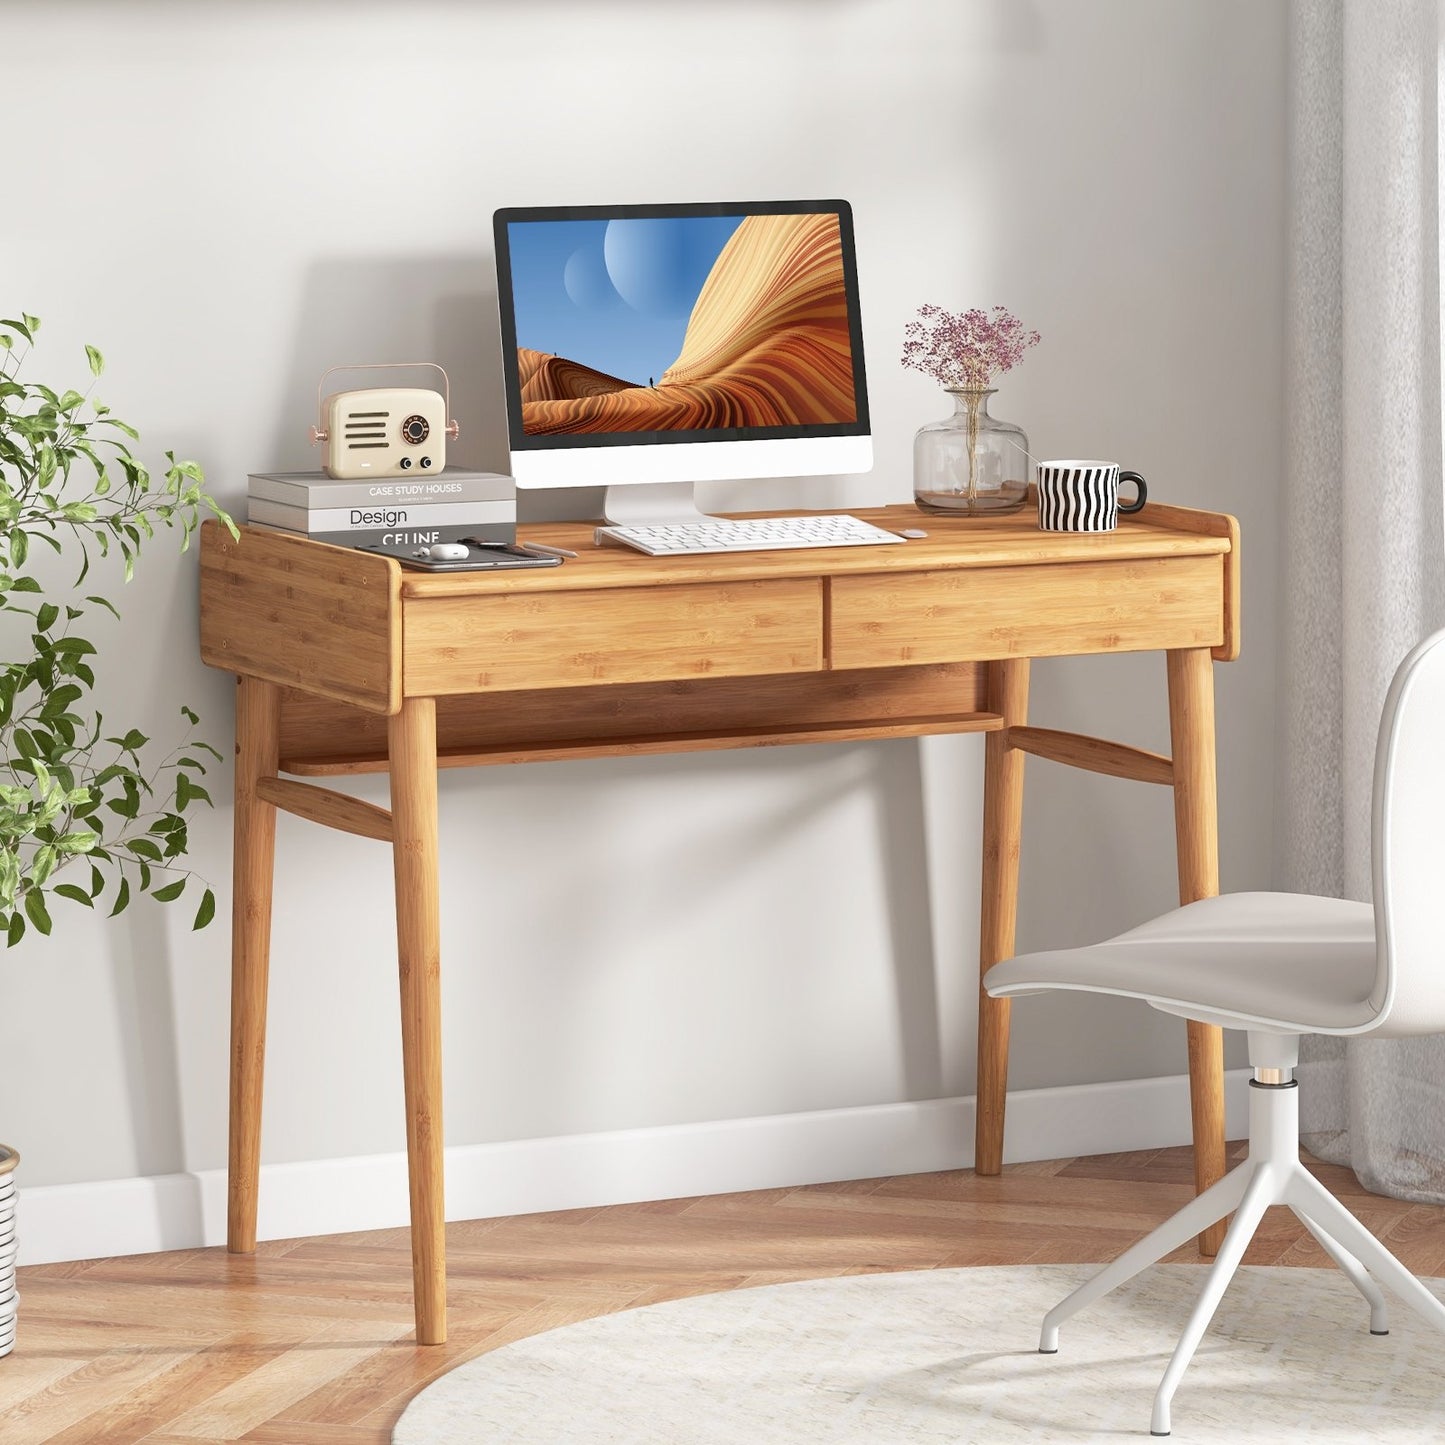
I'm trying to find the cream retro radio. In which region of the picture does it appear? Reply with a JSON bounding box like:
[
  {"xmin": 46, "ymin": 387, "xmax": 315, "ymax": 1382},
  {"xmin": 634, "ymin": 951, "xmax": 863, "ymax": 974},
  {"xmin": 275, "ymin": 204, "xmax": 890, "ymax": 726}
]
[{"xmin": 309, "ymin": 363, "xmax": 460, "ymax": 480}]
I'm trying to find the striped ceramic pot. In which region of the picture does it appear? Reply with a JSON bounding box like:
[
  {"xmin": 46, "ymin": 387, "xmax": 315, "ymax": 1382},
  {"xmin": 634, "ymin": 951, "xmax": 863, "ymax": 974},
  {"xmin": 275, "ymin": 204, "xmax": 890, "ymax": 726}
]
[
  {"xmin": 0, "ymin": 1147, "xmax": 15, "ymax": 1358},
  {"xmin": 1036, "ymin": 461, "xmax": 1147, "ymax": 531}
]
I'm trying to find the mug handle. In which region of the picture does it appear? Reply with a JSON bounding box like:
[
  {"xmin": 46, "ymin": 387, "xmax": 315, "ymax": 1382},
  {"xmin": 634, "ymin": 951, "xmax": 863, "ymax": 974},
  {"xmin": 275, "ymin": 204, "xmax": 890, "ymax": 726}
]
[{"xmin": 1118, "ymin": 470, "xmax": 1147, "ymax": 514}]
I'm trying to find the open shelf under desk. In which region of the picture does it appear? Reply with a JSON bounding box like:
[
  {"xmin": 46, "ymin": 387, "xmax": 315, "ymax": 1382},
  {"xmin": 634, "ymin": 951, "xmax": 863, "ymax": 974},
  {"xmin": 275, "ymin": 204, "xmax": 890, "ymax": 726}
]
[
  {"xmin": 281, "ymin": 711, "xmax": 1006, "ymax": 775},
  {"xmin": 274, "ymin": 661, "xmax": 995, "ymax": 776}
]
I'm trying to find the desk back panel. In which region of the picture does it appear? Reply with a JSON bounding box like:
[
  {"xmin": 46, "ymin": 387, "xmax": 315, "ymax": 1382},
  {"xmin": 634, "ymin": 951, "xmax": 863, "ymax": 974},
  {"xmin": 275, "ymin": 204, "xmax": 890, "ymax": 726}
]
[{"xmin": 275, "ymin": 661, "xmax": 993, "ymax": 774}]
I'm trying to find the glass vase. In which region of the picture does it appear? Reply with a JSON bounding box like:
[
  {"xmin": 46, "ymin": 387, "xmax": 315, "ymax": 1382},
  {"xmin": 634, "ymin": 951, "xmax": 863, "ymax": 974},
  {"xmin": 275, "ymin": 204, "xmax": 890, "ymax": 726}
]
[{"xmin": 913, "ymin": 388, "xmax": 1030, "ymax": 515}]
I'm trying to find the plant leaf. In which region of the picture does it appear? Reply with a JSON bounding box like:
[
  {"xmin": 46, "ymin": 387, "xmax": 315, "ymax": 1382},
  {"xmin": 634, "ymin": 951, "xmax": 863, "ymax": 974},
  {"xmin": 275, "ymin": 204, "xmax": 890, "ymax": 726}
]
[
  {"xmin": 23, "ymin": 888, "xmax": 52, "ymax": 936},
  {"xmin": 0, "ymin": 312, "xmax": 229, "ymax": 946}
]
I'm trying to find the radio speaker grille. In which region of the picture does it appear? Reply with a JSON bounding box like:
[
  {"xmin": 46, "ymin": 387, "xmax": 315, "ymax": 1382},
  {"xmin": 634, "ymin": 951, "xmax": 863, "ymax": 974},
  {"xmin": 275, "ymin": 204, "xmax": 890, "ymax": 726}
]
[{"xmin": 345, "ymin": 411, "xmax": 390, "ymax": 449}]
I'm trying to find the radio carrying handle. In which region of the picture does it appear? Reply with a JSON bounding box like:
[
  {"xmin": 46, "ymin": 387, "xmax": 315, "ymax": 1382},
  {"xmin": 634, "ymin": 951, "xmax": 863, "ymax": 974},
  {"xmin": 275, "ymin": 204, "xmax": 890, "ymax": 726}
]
[{"xmin": 309, "ymin": 362, "xmax": 460, "ymax": 444}]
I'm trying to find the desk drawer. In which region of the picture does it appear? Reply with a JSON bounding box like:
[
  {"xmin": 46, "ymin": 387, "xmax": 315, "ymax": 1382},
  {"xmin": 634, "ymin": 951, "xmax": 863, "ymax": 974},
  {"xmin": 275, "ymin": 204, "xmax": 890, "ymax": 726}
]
[
  {"xmin": 404, "ymin": 578, "xmax": 823, "ymax": 694},
  {"xmin": 830, "ymin": 555, "xmax": 1225, "ymax": 667}
]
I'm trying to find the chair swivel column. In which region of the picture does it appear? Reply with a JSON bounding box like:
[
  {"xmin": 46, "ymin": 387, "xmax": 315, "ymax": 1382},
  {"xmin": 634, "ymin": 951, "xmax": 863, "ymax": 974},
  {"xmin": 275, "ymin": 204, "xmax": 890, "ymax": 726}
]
[{"xmin": 1036, "ymin": 1033, "xmax": 1435, "ymax": 1437}]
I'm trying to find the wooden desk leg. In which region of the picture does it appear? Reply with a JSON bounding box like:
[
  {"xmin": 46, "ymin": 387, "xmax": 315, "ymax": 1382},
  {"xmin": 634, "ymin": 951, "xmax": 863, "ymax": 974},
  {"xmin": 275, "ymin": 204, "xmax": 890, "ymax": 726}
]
[
  {"xmin": 1167, "ymin": 647, "xmax": 1228, "ymax": 1258},
  {"xmin": 228, "ymin": 675, "xmax": 280, "ymax": 1254},
  {"xmin": 388, "ymin": 696, "xmax": 447, "ymax": 1345},
  {"xmin": 975, "ymin": 657, "xmax": 1030, "ymax": 1176}
]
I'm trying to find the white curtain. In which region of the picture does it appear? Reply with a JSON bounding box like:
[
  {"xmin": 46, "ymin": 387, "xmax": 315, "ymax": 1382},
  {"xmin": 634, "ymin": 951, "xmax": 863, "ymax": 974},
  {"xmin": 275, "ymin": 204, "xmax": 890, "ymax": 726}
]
[{"xmin": 1283, "ymin": 0, "xmax": 1445, "ymax": 1199}]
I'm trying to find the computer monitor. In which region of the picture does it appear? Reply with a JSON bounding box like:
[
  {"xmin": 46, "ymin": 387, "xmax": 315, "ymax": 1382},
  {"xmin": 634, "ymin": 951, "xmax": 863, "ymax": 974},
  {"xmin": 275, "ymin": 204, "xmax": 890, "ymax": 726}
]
[{"xmin": 492, "ymin": 199, "xmax": 872, "ymax": 524}]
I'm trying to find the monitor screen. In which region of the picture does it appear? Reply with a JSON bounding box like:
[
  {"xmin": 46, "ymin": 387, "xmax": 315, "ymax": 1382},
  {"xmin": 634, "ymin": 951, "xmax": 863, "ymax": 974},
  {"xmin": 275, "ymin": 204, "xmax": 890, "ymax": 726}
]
[{"xmin": 493, "ymin": 200, "xmax": 870, "ymax": 463}]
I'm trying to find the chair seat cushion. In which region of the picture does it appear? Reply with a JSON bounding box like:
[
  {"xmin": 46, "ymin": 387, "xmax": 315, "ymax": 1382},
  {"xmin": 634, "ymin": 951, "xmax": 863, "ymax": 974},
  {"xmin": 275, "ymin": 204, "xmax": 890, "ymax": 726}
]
[{"xmin": 985, "ymin": 892, "xmax": 1379, "ymax": 1034}]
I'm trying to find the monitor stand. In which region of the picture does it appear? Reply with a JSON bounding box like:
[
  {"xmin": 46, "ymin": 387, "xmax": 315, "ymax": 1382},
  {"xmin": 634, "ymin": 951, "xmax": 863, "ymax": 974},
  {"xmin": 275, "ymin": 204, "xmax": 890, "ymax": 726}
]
[{"xmin": 602, "ymin": 482, "xmax": 716, "ymax": 527}]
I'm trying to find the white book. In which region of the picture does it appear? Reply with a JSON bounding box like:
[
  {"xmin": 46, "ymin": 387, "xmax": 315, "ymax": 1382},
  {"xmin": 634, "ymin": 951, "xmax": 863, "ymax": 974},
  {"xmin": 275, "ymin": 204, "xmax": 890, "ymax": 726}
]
[
  {"xmin": 247, "ymin": 467, "xmax": 515, "ymax": 508},
  {"xmin": 247, "ymin": 497, "xmax": 516, "ymax": 533}
]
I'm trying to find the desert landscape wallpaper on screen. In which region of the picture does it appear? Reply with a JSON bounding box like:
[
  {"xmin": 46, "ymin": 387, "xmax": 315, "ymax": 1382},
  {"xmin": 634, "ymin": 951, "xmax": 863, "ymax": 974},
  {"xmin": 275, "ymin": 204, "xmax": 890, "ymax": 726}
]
[{"xmin": 511, "ymin": 211, "xmax": 859, "ymax": 435}]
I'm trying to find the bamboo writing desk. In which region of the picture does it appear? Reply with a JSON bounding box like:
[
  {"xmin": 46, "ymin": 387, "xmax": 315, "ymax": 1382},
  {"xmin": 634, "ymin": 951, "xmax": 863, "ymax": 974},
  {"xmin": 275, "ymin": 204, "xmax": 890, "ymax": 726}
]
[{"xmin": 198, "ymin": 498, "xmax": 1240, "ymax": 1345}]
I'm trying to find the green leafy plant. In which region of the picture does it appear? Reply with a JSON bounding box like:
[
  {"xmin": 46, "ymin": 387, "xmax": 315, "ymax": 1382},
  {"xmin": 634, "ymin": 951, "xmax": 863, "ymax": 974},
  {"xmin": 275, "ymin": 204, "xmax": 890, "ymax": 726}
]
[{"xmin": 0, "ymin": 312, "xmax": 236, "ymax": 945}]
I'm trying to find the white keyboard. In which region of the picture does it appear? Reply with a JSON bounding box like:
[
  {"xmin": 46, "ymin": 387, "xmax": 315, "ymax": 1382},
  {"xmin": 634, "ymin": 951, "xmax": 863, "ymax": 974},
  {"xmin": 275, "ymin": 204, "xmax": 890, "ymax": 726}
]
[{"xmin": 595, "ymin": 513, "xmax": 905, "ymax": 556}]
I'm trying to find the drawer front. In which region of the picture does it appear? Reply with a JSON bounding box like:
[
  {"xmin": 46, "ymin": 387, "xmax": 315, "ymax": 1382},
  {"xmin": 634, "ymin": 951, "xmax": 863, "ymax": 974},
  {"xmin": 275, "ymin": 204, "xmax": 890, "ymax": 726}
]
[
  {"xmin": 829, "ymin": 555, "xmax": 1225, "ymax": 668},
  {"xmin": 404, "ymin": 578, "xmax": 823, "ymax": 694}
]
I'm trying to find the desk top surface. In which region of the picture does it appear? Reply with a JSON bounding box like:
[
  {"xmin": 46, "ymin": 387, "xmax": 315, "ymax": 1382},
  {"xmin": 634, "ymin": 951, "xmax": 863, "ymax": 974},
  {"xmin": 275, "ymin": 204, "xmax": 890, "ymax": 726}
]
[
  {"xmin": 200, "ymin": 499, "xmax": 1240, "ymax": 716},
  {"xmin": 389, "ymin": 501, "xmax": 1235, "ymax": 598}
]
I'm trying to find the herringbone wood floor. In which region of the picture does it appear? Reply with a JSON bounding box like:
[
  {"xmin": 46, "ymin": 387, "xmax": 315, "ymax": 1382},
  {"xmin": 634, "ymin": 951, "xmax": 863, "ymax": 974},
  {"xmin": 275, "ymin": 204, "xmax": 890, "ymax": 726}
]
[{"xmin": 6, "ymin": 1142, "xmax": 1445, "ymax": 1443}]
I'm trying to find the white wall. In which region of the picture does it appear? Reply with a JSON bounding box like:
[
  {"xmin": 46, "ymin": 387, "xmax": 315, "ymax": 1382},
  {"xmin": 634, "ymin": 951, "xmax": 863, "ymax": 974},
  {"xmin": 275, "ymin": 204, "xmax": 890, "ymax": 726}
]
[{"xmin": 1, "ymin": 1, "xmax": 1283, "ymax": 1219}]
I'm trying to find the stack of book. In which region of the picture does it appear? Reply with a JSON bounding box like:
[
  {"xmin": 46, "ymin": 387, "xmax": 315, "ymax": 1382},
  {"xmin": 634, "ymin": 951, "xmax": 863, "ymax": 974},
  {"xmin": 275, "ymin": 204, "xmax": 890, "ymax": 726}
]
[{"xmin": 247, "ymin": 468, "xmax": 517, "ymax": 550}]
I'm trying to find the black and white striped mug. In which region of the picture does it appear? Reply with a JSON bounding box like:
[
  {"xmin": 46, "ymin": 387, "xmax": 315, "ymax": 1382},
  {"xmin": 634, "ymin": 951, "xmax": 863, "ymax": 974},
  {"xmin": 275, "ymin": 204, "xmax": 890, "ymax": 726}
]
[{"xmin": 1036, "ymin": 461, "xmax": 1147, "ymax": 532}]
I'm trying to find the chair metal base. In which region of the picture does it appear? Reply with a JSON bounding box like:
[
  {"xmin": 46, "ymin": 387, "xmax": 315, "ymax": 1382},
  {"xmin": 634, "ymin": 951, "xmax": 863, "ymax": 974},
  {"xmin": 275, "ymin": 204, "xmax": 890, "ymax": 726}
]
[{"xmin": 1037, "ymin": 1050, "xmax": 1445, "ymax": 1436}]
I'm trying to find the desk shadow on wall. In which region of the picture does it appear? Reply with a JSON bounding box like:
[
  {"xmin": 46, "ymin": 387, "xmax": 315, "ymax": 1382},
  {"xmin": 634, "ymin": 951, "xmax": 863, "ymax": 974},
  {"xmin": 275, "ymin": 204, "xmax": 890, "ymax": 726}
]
[
  {"xmin": 439, "ymin": 739, "xmax": 943, "ymax": 1130},
  {"xmin": 272, "ymin": 256, "xmax": 605, "ymax": 522},
  {"xmin": 875, "ymin": 742, "xmax": 943, "ymax": 1100},
  {"xmin": 112, "ymin": 902, "xmax": 205, "ymax": 1248}
]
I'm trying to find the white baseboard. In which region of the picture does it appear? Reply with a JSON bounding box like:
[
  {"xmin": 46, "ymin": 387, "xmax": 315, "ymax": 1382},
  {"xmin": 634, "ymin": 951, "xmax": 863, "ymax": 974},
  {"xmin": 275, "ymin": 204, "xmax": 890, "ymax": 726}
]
[{"xmin": 16, "ymin": 1069, "xmax": 1250, "ymax": 1267}]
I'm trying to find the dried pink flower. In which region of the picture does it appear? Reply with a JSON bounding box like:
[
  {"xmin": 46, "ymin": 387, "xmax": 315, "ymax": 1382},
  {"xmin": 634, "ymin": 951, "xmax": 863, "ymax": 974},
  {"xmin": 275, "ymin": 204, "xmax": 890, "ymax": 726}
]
[{"xmin": 901, "ymin": 304, "xmax": 1041, "ymax": 389}]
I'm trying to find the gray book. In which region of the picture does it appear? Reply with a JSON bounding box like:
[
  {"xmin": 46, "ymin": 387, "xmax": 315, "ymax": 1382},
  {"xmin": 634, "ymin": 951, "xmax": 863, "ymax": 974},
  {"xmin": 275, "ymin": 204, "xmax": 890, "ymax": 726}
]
[
  {"xmin": 248, "ymin": 496, "xmax": 515, "ymax": 533},
  {"xmin": 249, "ymin": 520, "xmax": 516, "ymax": 549},
  {"xmin": 247, "ymin": 467, "xmax": 515, "ymax": 509}
]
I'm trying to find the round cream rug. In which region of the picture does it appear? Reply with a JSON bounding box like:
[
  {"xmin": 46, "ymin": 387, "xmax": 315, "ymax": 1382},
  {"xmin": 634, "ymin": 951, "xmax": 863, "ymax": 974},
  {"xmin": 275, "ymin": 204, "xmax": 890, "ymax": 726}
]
[{"xmin": 393, "ymin": 1264, "xmax": 1445, "ymax": 1442}]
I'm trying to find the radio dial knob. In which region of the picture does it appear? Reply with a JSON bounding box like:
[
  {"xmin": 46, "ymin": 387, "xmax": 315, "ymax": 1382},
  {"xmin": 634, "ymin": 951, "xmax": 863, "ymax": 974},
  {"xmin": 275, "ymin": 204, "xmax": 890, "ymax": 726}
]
[{"xmin": 401, "ymin": 414, "xmax": 430, "ymax": 445}]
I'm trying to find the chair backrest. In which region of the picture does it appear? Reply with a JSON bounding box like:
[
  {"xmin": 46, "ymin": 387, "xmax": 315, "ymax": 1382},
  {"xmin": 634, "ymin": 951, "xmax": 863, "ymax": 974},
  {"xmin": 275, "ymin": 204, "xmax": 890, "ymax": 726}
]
[{"xmin": 1372, "ymin": 626, "xmax": 1445, "ymax": 1032}]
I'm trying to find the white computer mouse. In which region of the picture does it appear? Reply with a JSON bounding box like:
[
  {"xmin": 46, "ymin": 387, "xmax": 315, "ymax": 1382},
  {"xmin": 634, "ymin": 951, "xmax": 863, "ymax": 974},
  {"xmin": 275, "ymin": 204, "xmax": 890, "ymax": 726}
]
[{"xmin": 426, "ymin": 542, "xmax": 470, "ymax": 561}]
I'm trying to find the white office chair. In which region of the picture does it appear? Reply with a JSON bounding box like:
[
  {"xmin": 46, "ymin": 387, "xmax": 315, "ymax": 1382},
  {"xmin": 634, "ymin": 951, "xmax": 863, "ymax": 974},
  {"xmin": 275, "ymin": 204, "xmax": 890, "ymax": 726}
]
[{"xmin": 985, "ymin": 627, "xmax": 1445, "ymax": 1437}]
